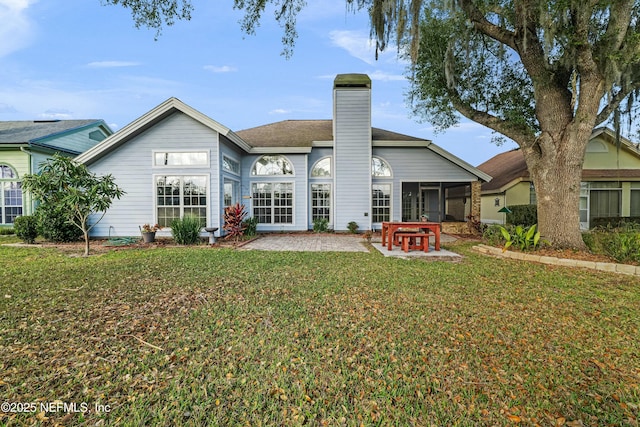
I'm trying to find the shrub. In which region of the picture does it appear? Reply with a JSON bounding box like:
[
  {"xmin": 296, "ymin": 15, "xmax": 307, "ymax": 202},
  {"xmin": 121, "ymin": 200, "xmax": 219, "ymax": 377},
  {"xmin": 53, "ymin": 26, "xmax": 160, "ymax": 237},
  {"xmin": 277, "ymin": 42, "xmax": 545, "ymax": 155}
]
[
  {"xmin": 583, "ymin": 226, "xmax": 640, "ymax": 263},
  {"xmin": 35, "ymin": 203, "xmax": 83, "ymax": 242},
  {"xmin": 0, "ymin": 228, "xmax": 15, "ymax": 235},
  {"xmin": 313, "ymin": 217, "xmax": 329, "ymax": 233},
  {"xmin": 506, "ymin": 204, "xmax": 537, "ymax": 227},
  {"xmin": 591, "ymin": 216, "xmax": 640, "ymax": 229},
  {"xmin": 223, "ymin": 203, "xmax": 247, "ymax": 241},
  {"xmin": 482, "ymin": 224, "xmax": 507, "ymax": 246},
  {"xmin": 347, "ymin": 221, "xmax": 359, "ymax": 234},
  {"xmin": 500, "ymin": 224, "xmax": 542, "ymax": 252},
  {"xmin": 243, "ymin": 216, "xmax": 258, "ymax": 237},
  {"xmin": 171, "ymin": 215, "xmax": 203, "ymax": 245},
  {"xmin": 14, "ymin": 216, "xmax": 38, "ymax": 244}
]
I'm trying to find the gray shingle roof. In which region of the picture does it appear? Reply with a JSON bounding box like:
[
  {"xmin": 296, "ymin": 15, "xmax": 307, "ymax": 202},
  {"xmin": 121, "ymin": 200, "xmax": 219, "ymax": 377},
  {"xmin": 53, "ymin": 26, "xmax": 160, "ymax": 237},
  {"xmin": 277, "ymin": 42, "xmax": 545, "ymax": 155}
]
[
  {"xmin": 0, "ymin": 120, "xmax": 102, "ymax": 144},
  {"xmin": 236, "ymin": 120, "xmax": 427, "ymax": 147}
]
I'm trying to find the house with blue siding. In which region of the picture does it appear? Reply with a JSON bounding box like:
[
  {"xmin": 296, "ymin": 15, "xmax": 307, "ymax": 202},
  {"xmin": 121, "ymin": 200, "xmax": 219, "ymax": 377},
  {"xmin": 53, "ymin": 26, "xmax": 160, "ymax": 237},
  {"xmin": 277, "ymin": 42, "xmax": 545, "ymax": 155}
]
[
  {"xmin": 0, "ymin": 119, "xmax": 112, "ymax": 226},
  {"xmin": 76, "ymin": 74, "xmax": 491, "ymax": 237}
]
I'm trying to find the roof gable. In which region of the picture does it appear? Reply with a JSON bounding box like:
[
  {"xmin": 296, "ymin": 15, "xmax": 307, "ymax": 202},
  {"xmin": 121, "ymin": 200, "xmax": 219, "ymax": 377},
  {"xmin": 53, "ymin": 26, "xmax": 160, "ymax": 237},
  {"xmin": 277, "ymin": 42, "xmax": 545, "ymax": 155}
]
[
  {"xmin": 0, "ymin": 120, "xmax": 111, "ymax": 155},
  {"xmin": 76, "ymin": 98, "xmax": 250, "ymax": 165}
]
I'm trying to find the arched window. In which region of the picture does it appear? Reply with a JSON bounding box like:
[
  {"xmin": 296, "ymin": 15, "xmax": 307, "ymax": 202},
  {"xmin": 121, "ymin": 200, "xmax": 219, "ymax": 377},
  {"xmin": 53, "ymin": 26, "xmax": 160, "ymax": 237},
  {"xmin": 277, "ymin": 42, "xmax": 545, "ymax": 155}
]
[
  {"xmin": 372, "ymin": 157, "xmax": 392, "ymax": 177},
  {"xmin": 311, "ymin": 157, "xmax": 331, "ymax": 177},
  {"xmin": 0, "ymin": 164, "xmax": 22, "ymax": 224},
  {"xmin": 0, "ymin": 165, "xmax": 17, "ymax": 179},
  {"xmin": 251, "ymin": 155, "xmax": 294, "ymax": 176}
]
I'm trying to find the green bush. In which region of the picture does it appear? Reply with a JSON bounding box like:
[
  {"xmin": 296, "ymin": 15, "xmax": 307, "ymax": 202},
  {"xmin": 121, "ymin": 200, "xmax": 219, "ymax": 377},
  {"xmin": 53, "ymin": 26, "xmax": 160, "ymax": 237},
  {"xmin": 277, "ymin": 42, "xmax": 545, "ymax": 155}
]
[
  {"xmin": 35, "ymin": 203, "xmax": 83, "ymax": 242},
  {"xmin": 506, "ymin": 204, "xmax": 537, "ymax": 227},
  {"xmin": 171, "ymin": 215, "xmax": 203, "ymax": 245},
  {"xmin": 243, "ymin": 217, "xmax": 258, "ymax": 237},
  {"xmin": 313, "ymin": 217, "xmax": 329, "ymax": 233},
  {"xmin": 500, "ymin": 224, "xmax": 542, "ymax": 252},
  {"xmin": 583, "ymin": 226, "xmax": 640, "ymax": 263},
  {"xmin": 347, "ymin": 221, "xmax": 359, "ymax": 234},
  {"xmin": 0, "ymin": 227, "xmax": 15, "ymax": 235},
  {"xmin": 591, "ymin": 216, "xmax": 640, "ymax": 229},
  {"xmin": 482, "ymin": 224, "xmax": 507, "ymax": 246},
  {"xmin": 14, "ymin": 216, "xmax": 38, "ymax": 244}
]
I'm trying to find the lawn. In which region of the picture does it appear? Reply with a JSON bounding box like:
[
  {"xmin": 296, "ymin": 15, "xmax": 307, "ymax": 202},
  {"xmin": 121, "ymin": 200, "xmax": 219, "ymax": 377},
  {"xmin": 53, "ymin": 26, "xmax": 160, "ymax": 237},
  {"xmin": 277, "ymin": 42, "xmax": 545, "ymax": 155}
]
[{"xmin": 0, "ymin": 241, "xmax": 638, "ymax": 426}]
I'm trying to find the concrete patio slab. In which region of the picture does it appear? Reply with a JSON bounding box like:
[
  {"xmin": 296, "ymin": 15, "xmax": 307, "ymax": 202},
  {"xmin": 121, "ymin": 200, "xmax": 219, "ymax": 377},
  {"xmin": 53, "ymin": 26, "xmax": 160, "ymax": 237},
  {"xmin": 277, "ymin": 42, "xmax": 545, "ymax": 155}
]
[
  {"xmin": 370, "ymin": 242, "xmax": 462, "ymax": 259},
  {"xmin": 241, "ymin": 233, "xmax": 462, "ymax": 259}
]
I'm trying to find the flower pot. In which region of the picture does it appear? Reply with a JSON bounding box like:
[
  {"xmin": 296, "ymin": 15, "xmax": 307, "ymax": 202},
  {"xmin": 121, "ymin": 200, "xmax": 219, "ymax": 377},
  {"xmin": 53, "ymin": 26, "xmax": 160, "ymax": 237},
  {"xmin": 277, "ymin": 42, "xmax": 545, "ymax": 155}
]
[{"xmin": 142, "ymin": 231, "xmax": 156, "ymax": 243}]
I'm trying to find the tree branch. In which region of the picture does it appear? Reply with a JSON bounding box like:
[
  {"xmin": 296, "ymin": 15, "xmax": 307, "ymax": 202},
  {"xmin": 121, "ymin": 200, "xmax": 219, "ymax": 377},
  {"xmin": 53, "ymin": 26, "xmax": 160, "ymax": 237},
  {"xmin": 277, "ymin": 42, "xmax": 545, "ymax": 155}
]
[
  {"xmin": 449, "ymin": 96, "xmax": 534, "ymax": 148},
  {"xmin": 457, "ymin": 0, "xmax": 517, "ymax": 50},
  {"xmin": 596, "ymin": 79, "xmax": 640, "ymax": 125}
]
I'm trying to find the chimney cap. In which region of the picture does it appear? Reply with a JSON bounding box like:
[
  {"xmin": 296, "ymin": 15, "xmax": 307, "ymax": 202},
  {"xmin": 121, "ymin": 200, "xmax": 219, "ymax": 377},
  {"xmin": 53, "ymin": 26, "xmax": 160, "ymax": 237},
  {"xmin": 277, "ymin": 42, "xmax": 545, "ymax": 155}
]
[{"xmin": 334, "ymin": 74, "xmax": 371, "ymax": 88}]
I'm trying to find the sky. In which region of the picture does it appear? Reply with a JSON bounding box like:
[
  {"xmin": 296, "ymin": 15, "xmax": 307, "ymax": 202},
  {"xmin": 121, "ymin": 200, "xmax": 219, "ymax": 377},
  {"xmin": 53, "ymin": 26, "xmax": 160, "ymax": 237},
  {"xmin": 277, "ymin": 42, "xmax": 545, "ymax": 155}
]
[{"xmin": 0, "ymin": 0, "xmax": 518, "ymax": 166}]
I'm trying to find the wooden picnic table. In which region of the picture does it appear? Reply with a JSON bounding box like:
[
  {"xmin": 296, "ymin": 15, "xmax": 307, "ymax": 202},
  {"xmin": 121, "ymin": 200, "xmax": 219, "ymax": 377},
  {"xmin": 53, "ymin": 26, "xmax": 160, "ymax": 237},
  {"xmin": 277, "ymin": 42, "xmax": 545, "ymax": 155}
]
[{"xmin": 381, "ymin": 221, "xmax": 441, "ymax": 251}]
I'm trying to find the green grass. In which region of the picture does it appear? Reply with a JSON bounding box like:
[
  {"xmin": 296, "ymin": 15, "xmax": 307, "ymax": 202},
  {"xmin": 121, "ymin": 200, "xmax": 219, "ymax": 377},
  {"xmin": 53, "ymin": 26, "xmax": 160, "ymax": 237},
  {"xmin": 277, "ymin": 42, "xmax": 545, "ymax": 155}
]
[{"xmin": 0, "ymin": 242, "xmax": 638, "ymax": 426}]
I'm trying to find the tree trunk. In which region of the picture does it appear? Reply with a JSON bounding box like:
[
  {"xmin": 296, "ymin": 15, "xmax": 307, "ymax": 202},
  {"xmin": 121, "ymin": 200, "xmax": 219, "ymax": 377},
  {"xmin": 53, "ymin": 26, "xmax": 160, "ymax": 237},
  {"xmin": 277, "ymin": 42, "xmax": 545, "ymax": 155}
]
[
  {"xmin": 524, "ymin": 130, "xmax": 589, "ymax": 249},
  {"xmin": 83, "ymin": 229, "xmax": 90, "ymax": 257}
]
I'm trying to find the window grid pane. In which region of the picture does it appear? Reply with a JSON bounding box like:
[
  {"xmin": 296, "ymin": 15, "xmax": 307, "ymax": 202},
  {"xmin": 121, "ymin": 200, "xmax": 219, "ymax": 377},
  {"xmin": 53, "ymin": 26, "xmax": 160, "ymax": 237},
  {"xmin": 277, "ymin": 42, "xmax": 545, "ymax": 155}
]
[
  {"xmin": 372, "ymin": 184, "xmax": 391, "ymax": 223},
  {"xmin": 1, "ymin": 181, "xmax": 22, "ymax": 224},
  {"xmin": 311, "ymin": 183, "xmax": 331, "ymax": 221},
  {"xmin": 156, "ymin": 176, "xmax": 207, "ymax": 228}
]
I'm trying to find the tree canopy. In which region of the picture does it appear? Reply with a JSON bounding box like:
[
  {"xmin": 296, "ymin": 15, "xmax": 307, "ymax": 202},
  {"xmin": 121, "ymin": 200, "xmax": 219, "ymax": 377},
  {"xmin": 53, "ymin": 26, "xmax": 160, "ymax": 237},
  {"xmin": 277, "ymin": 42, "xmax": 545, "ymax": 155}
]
[{"xmin": 23, "ymin": 154, "xmax": 125, "ymax": 256}]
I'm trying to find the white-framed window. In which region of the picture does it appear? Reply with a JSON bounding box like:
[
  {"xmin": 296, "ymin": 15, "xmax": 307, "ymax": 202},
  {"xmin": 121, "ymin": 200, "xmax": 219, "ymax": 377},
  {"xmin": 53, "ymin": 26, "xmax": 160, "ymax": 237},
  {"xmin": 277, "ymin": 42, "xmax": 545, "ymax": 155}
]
[
  {"xmin": 372, "ymin": 184, "xmax": 392, "ymax": 223},
  {"xmin": 372, "ymin": 157, "xmax": 392, "ymax": 177},
  {"xmin": 223, "ymin": 178, "xmax": 240, "ymax": 207},
  {"xmin": 154, "ymin": 151, "xmax": 208, "ymax": 167},
  {"xmin": 311, "ymin": 157, "xmax": 331, "ymax": 177},
  {"xmin": 155, "ymin": 175, "xmax": 208, "ymax": 227},
  {"xmin": 0, "ymin": 165, "xmax": 22, "ymax": 225},
  {"xmin": 311, "ymin": 183, "xmax": 331, "ymax": 222},
  {"xmin": 252, "ymin": 182, "xmax": 294, "ymax": 224},
  {"xmin": 589, "ymin": 181, "xmax": 622, "ymax": 220},
  {"xmin": 222, "ymin": 155, "xmax": 240, "ymax": 175},
  {"xmin": 251, "ymin": 155, "xmax": 294, "ymax": 176},
  {"xmin": 631, "ymin": 183, "xmax": 640, "ymax": 217}
]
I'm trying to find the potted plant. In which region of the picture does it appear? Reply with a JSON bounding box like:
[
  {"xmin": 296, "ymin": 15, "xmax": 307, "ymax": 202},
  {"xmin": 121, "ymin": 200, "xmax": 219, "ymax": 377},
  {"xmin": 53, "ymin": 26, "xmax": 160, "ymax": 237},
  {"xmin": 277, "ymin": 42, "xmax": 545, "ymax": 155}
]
[{"xmin": 140, "ymin": 223, "xmax": 162, "ymax": 243}]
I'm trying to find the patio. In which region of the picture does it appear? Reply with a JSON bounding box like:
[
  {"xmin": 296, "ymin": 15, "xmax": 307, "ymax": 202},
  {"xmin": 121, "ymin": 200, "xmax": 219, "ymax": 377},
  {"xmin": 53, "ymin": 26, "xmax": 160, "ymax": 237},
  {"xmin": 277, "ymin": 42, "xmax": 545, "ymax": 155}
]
[{"xmin": 241, "ymin": 233, "xmax": 461, "ymax": 258}]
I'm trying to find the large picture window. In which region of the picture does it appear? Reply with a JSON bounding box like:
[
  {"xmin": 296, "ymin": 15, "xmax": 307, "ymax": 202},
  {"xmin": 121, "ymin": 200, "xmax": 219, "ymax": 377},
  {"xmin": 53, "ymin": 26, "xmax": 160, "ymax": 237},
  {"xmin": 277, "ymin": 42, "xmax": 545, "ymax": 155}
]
[
  {"xmin": 1, "ymin": 165, "xmax": 22, "ymax": 224},
  {"xmin": 252, "ymin": 182, "xmax": 293, "ymax": 224},
  {"xmin": 156, "ymin": 175, "xmax": 207, "ymax": 227},
  {"xmin": 372, "ymin": 184, "xmax": 391, "ymax": 223}
]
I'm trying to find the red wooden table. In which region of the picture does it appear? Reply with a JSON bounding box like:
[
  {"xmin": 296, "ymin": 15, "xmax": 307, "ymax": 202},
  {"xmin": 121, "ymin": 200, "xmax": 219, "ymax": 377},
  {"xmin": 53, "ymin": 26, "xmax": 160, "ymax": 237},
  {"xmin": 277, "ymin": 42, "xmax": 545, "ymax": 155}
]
[{"xmin": 381, "ymin": 221, "xmax": 441, "ymax": 251}]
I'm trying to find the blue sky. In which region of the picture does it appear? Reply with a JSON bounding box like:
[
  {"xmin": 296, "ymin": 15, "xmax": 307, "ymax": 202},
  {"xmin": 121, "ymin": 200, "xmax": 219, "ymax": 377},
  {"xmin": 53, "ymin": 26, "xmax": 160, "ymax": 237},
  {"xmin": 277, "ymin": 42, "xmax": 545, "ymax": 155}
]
[{"xmin": 0, "ymin": 0, "xmax": 517, "ymax": 165}]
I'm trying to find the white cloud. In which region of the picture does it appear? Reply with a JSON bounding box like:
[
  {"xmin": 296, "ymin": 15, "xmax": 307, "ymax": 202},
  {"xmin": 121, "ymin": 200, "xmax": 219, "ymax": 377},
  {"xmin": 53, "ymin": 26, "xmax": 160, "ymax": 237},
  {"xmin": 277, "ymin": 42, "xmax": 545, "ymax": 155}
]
[
  {"xmin": 329, "ymin": 30, "xmax": 376, "ymax": 65},
  {"xmin": 203, "ymin": 65, "xmax": 237, "ymax": 73},
  {"xmin": 329, "ymin": 29, "xmax": 404, "ymax": 66},
  {"xmin": 0, "ymin": 0, "xmax": 37, "ymax": 57},
  {"xmin": 87, "ymin": 61, "xmax": 141, "ymax": 68},
  {"xmin": 269, "ymin": 108, "xmax": 290, "ymax": 115}
]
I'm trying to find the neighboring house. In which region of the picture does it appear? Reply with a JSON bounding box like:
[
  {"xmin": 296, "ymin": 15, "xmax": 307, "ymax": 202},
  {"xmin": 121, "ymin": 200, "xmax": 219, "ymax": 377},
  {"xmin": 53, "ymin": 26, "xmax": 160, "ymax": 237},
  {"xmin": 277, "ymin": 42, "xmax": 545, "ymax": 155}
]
[
  {"xmin": 478, "ymin": 127, "xmax": 640, "ymax": 228},
  {"xmin": 76, "ymin": 74, "xmax": 491, "ymax": 238},
  {"xmin": 0, "ymin": 120, "xmax": 112, "ymax": 226}
]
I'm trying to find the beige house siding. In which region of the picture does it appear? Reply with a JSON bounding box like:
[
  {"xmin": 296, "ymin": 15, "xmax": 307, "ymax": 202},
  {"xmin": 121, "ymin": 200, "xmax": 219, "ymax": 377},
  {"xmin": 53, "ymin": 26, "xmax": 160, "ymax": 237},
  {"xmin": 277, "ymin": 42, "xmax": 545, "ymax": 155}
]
[{"xmin": 480, "ymin": 130, "xmax": 640, "ymax": 226}]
